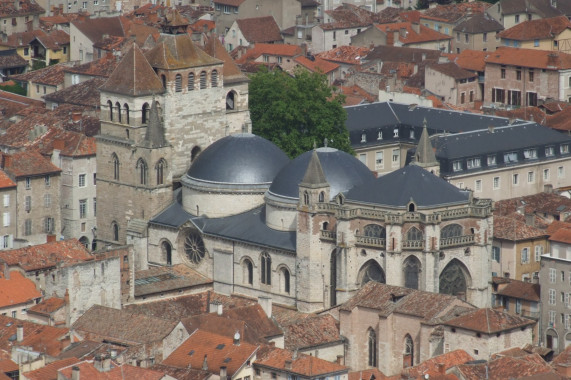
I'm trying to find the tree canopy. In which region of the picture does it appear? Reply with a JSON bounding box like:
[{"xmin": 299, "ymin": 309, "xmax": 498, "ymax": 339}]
[{"xmin": 249, "ymin": 67, "xmax": 352, "ymax": 158}]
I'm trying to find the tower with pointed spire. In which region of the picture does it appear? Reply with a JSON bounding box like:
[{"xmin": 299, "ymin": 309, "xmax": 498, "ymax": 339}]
[{"xmin": 412, "ymin": 118, "xmax": 440, "ymax": 176}]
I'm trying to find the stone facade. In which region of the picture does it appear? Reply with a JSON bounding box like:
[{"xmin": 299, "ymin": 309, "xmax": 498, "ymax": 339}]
[
  {"xmin": 0, "ymin": 184, "xmax": 17, "ymax": 250},
  {"xmin": 311, "ymin": 25, "xmax": 363, "ymax": 54},
  {"xmin": 425, "ymin": 66, "xmax": 480, "ymax": 106}
]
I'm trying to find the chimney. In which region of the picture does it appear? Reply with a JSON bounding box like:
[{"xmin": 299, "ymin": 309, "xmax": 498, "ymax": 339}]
[
  {"xmin": 258, "ymin": 296, "xmax": 272, "ymax": 318},
  {"xmin": 1, "ymin": 261, "xmax": 9, "ymax": 280},
  {"xmin": 71, "ymin": 112, "xmax": 81, "ymax": 123},
  {"xmin": 72, "ymin": 366, "xmax": 80, "ymax": 380},
  {"xmin": 217, "ymin": 303, "xmax": 223, "ymax": 316},
  {"xmin": 336, "ymin": 355, "xmax": 343, "ymax": 365},
  {"xmin": 94, "ymin": 354, "xmax": 103, "ymax": 372},
  {"xmin": 436, "ymin": 363, "xmax": 445, "ymax": 374},
  {"xmin": 2, "ymin": 154, "xmax": 12, "ymax": 169},
  {"xmin": 488, "ymin": 125, "xmax": 495, "ymax": 133},
  {"xmin": 233, "ymin": 331, "xmax": 241, "ymax": 346},
  {"xmin": 292, "ymin": 350, "xmax": 298, "ymax": 360},
  {"xmin": 220, "ymin": 366, "xmax": 227, "ymax": 379},
  {"xmin": 102, "ymin": 354, "xmax": 111, "ymax": 372},
  {"xmin": 16, "ymin": 325, "xmax": 23, "ymax": 342},
  {"xmin": 285, "ymin": 360, "xmax": 292, "ymax": 370},
  {"xmin": 202, "ymin": 355, "xmax": 208, "ymax": 371},
  {"xmin": 209, "ymin": 300, "xmax": 219, "ymax": 313},
  {"xmin": 525, "ymin": 214, "xmax": 535, "ymax": 227},
  {"xmin": 411, "ymin": 23, "xmax": 420, "ymax": 34}
]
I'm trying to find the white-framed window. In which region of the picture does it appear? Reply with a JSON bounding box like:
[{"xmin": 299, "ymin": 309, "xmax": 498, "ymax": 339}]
[
  {"xmin": 359, "ymin": 154, "xmax": 366, "ymax": 164},
  {"xmin": 493, "ymin": 176, "xmax": 500, "ymax": 189},
  {"xmin": 45, "ymin": 175, "xmax": 50, "ymax": 187},
  {"xmin": 566, "ymin": 314, "xmax": 571, "ymax": 330},
  {"xmin": 521, "ymin": 247, "xmax": 529, "ymax": 264},
  {"xmin": 550, "ymin": 268, "xmax": 556, "ymax": 283},
  {"xmin": 3, "ymin": 194, "xmax": 8, "ymax": 207},
  {"xmin": 44, "ymin": 194, "xmax": 51, "ymax": 208},
  {"xmin": 467, "ymin": 157, "xmax": 481, "ymax": 169},
  {"xmin": 504, "ymin": 151, "xmax": 518, "ymax": 163},
  {"xmin": 513, "ymin": 173, "xmax": 519, "ymax": 185},
  {"xmin": 393, "ymin": 128, "xmax": 399, "ymax": 137},
  {"xmin": 44, "ymin": 217, "xmax": 54, "ymax": 233},
  {"xmin": 528, "ymin": 171, "xmax": 535, "ymax": 183},
  {"xmin": 535, "ymin": 246, "xmax": 543, "ymax": 262},
  {"xmin": 79, "ymin": 199, "xmax": 87, "ymax": 219},
  {"xmin": 546, "ymin": 146, "xmax": 555, "ymax": 156},
  {"xmin": 361, "ymin": 133, "xmax": 366, "ymax": 142},
  {"xmin": 375, "ymin": 151, "xmax": 383, "ymax": 170},
  {"xmin": 492, "ymin": 246, "xmax": 500, "ymax": 262},
  {"xmin": 559, "ymin": 166, "xmax": 565, "ymax": 178},
  {"xmin": 516, "ymin": 299, "xmax": 522, "ymax": 313},
  {"xmin": 2, "ymin": 235, "xmax": 9, "ymax": 249},
  {"xmin": 550, "ymin": 310, "xmax": 556, "ymax": 325},
  {"xmin": 79, "ymin": 174, "xmax": 86, "ymax": 187},
  {"xmin": 523, "ymin": 148, "xmax": 537, "ymax": 159},
  {"xmin": 453, "ymin": 160, "xmax": 462, "ymax": 172},
  {"xmin": 2, "ymin": 212, "xmax": 9, "ymax": 227},
  {"xmin": 566, "ymin": 292, "xmax": 570, "ymax": 307},
  {"xmin": 82, "ymin": 1, "xmax": 87, "ymax": 7},
  {"xmin": 487, "ymin": 155, "xmax": 497, "ymax": 166},
  {"xmin": 392, "ymin": 149, "xmax": 400, "ymax": 166},
  {"xmin": 475, "ymin": 179, "xmax": 482, "ymax": 192},
  {"xmin": 549, "ymin": 288, "xmax": 556, "ymax": 305},
  {"xmin": 561, "ymin": 144, "xmax": 569, "ymax": 154},
  {"xmin": 544, "ymin": 168, "xmax": 550, "ymax": 180},
  {"xmin": 25, "ymin": 177, "xmax": 31, "ymax": 189}
]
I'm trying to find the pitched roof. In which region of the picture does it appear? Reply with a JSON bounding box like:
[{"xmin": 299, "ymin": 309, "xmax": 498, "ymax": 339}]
[
  {"xmin": 494, "ymin": 192, "xmax": 571, "ymax": 218},
  {"xmin": 0, "ymin": 239, "xmax": 91, "ymax": 271},
  {"xmin": 10, "ymin": 62, "xmax": 70, "ymax": 86},
  {"xmin": 236, "ymin": 16, "xmax": 283, "ymax": 44},
  {"xmin": 2, "ymin": 150, "xmax": 61, "ymax": 178},
  {"xmin": 364, "ymin": 45, "xmax": 441, "ymax": 63},
  {"xmin": 149, "ymin": 364, "xmax": 213, "ymax": 380},
  {"xmin": 549, "ymin": 227, "xmax": 571, "ymax": 244},
  {"xmin": 100, "ymin": 43, "xmax": 164, "ymax": 96},
  {"xmin": 494, "ymin": 278, "xmax": 540, "ymax": 302},
  {"xmin": 71, "ymin": 16, "xmax": 128, "ymax": 43},
  {"xmin": 428, "ymin": 62, "xmax": 477, "ymax": 80},
  {"xmin": 295, "ymin": 56, "xmax": 339, "ymax": 74},
  {"xmin": 33, "ymin": 30, "xmax": 70, "ymax": 50},
  {"xmin": 235, "ymin": 43, "xmax": 303, "ymax": 65},
  {"xmin": 280, "ymin": 314, "xmax": 342, "ymax": 351},
  {"xmin": 324, "ymin": 3, "xmax": 385, "ymax": 28},
  {"xmin": 375, "ymin": 22, "xmax": 452, "ymax": 45},
  {"xmin": 72, "ymin": 305, "xmax": 179, "ymax": 345},
  {"xmin": 0, "ymin": 50, "xmax": 27, "ymax": 69},
  {"xmin": 0, "ymin": 0, "xmax": 44, "ymax": 18},
  {"xmin": 134, "ymin": 264, "xmax": 212, "ymax": 297},
  {"xmin": 485, "ymin": 47, "xmax": 571, "ymax": 70},
  {"xmin": 0, "ymin": 315, "xmax": 68, "ymax": 356},
  {"xmin": 145, "ymin": 33, "xmax": 222, "ymax": 70},
  {"xmin": 421, "ymin": 1, "xmax": 491, "ymax": 23},
  {"xmin": 44, "ymin": 77, "xmax": 106, "ymax": 108},
  {"xmin": 444, "ymin": 308, "xmax": 535, "ymax": 334},
  {"xmin": 0, "ymin": 170, "xmax": 15, "ymax": 188},
  {"xmin": 63, "ymin": 54, "xmax": 121, "ymax": 78},
  {"xmin": 202, "ymin": 34, "xmax": 247, "ymax": 83},
  {"xmin": 493, "ymin": 214, "xmax": 548, "ymax": 241},
  {"xmin": 315, "ymin": 46, "xmax": 369, "ymax": 65},
  {"xmin": 162, "ymin": 329, "xmax": 258, "ymax": 376},
  {"xmin": 547, "ymin": 106, "xmax": 571, "ymax": 131},
  {"xmin": 23, "ymin": 358, "xmax": 80, "ymax": 380},
  {"xmin": 402, "ymin": 349, "xmax": 473, "ymax": 378},
  {"xmin": 58, "ymin": 360, "xmax": 166, "ymax": 380},
  {"xmin": 0, "ymin": 88, "xmax": 42, "ymax": 119},
  {"xmin": 255, "ymin": 345, "xmax": 348, "ymax": 376},
  {"xmin": 450, "ymin": 354, "xmax": 555, "ymax": 380},
  {"xmin": 453, "ymin": 13, "xmax": 504, "ymax": 33},
  {"xmin": 28, "ymin": 297, "xmax": 66, "ymax": 316},
  {"xmin": 498, "ymin": 15, "xmax": 571, "ymax": 41},
  {"xmin": 0, "ymin": 271, "xmax": 41, "ymax": 308}
]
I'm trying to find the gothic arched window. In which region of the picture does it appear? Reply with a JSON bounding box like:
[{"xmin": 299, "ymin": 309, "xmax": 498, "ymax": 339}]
[
  {"xmin": 136, "ymin": 158, "xmax": 148, "ymax": 185},
  {"xmin": 161, "ymin": 241, "xmax": 172, "ymax": 265},
  {"xmin": 364, "ymin": 224, "xmax": 386, "ymax": 238},
  {"xmin": 142, "ymin": 103, "xmax": 150, "ymax": 124},
  {"xmin": 226, "ymin": 91, "xmax": 235, "ymax": 110},
  {"xmin": 319, "ymin": 191, "xmax": 325, "ymax": 202},
  {"xmin": 112, "ymin": 153, "xmax": 119, "ymax": 180},
  {"xmin": 403, "ymin": 255, "xmax": 421, "ymax": 290},
  {"xmin": 156, "ymin": 158, "xmax": 166, "ymax": 185},
  {"xmin": 441, "ymin": 224, "xmax": 463, "ymax": 238},
  {"xmin": 107, "ymin": 100, "xmax": 113, "ymax": 121},
  {"xmin": 303, "ymin": 191, "xmax": 309, "ymax": 205},
  {"xmin": 280, "ymin": 267, "xmax": 290, "ymax": 294},
  {"xmin": 115, "ymin": 102, "xmax": 122, "ymax": 123},
  {"xmin": 123, "ymin": 103, "xmax": 129, "ymax": 124},
  {"xmin": 261, "ymin": 252, "xmax": 271, "ymax": 285},
  {"xmin": 112, "ymin": 221, "xmax": 119, "ymax": 241},
  {"xmin": 243, "ymin": 259, "xmax": 253, "ymax": 285},
  {"xmin": 407, "ymin": 227, "xmax": 423, "ymax": 241},
  {"xmin": 368, "ymin": 328, "xmax": 377, "ymax": 367}
]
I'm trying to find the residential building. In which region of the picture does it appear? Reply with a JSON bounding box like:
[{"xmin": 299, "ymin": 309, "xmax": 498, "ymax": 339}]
[
  {"xmin": 0, "ymin": 0, "xmax": 44, "ymax": 35},
  {"xmin": 487, "ymin": 0, "xmax": 568, "ymax": 29},
  {"xmin": 235, "ymin": 43, "xmax": 304, "ymax": 73},
  {"xmin": 26, "ymin": 296, "xmax": 67, "ymax": 326},
  {"xmin": 0, "ymin": 170, "xmax": 16, "ymax": 250},
  {"xmin": 10, "ymin": 62, "xmax": 71, "ymax": 101},
  {"xmin": 44, "ymin": 77, "xmax": 106, "ymax": 109},
  {"xmin": 294, "ymin": 55, "xmax": 339, "ymax": 84},
  {"xmin": 69, "ymin": 16, "xmax": 127, "ymax": 63},
  {"xmin": 425, "ymin": 62, "xmax": 480, "ymax": 106},
  {"xmin": 0, "ymin": 270, "xmax": 41, "ymax": 320},
  {"xmin": 61, "ymin": 53, "xmax": 120, "ymax": 88},
  {"xmin": 224, "ymin": 16, "xmax": 283, "ymax": 51},
  {"xmin": 541, "ymin": 226, "xmax": 571, "ymax": 353},
  {"xmin": 133, "ymin": 265, "xmax": 212, "ymax": 303},
  {"xmin": 358, "ymin": 22, "xmax": 452, "ymax": 52},
  {"xmin": 452, "ymin": 13, "xmax": 504, "ymax": 53},
  {"xmin": 56, "ymin": 357, "xmax": 170, "ymax": 379},
  {"xmin": 498, "ymin": 16, "xmax": 571, "ymax": 52},
  {"xmin": 420, "ymin": 2, "xmax": 492, "ymax": 38},
  {"xmin": 0, "ymin": 49, "xmax": 27, "ymax": 77},
  {"xmin": 315, "ymin": 46, "xmax": 369, "ymax": 79}
]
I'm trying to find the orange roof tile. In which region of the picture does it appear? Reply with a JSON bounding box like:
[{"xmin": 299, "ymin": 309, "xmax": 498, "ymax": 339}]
[
  {"xmin": 28, "ymin": 297, "xmax": 65, "ymax": 316},
  {"xmin": 486, "ymin": 47, "xmax": 571, "ymax": 70},
  {"xmin": 498, "ymin": 16, "xmax": 571, "ymax": 41},
  {"xmin": 24, "ymin": 357, "xmax": 80, "ymax": 380},
  {"xmin": 452, "ymin": 50, "xmax": 486, "ymax": 72},
  {"xmin": 0, "ymin": 170, "xmax": 15, "ymax": 189},
  {"xmin": 547, "ymin": 106, "xmax": 571, "ymax": 132},
  {"xmin": 348, "ymin": 368, "xmax": 388, "ymax": 380},
  {"xmin": 376, "ymin": 22, "xmax": 452, "ymax": 45},
  {"xmin": 58, "ymin": 360, "xmax": 165, "ymax": 380},
  {"xmin": 0, "ymin": 239, "xmax": 91, "ymax": 272},
  {"xmin": 255, "ymin": 346, "xmax": 348, "ymax": 376},
  {"xmin": 235, "ymin": 43, "xmax": 303, "ymax": 65},
  {"xmin": 162, "ymin": 329, "xmax": 258, "ymax": 376},
  {"xmin": 452, "ymin": 354, "xmax": 554, "ymax": 380},
  {"xmin": 494, "ymin": 278, "xmax": 540, "ymax": 302},
  {"xmin": 295, "ymin": 56, "xmax": 339, "ymax": 74},
  {"xmin": 0, "ymin": 271, "xmax": 41, "ymax": 308},
  {"xmin": 236, "ymin": 16, "xmax": 283, "ymax": 44},
  {"xmin": 2, "ymin": 150, "xmax": 61, "ymax": 178},
  {"xmin": 421, "ymin": 2, "xmax": 490, "ymax": 23},
  {"xmin": 315, "ymin": 46, "xmax": 370, "ymax": 65},
  {"xmin": 444, "ymin": 308, "xmax": 535, "ymax": 334},
  {"xmin": 403, "ymin": 349, "xmax": 473, "ymax": 378},
  {"xmin": 549, "ymin": 227, "xmax": 571, "ymax": 244},
  {"xmin": 0, "ymin": 315, "xmax": 69, "ymax": 356}
]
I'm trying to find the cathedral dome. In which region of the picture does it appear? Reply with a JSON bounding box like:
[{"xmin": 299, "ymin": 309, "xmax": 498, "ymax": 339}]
[
  {"xmin": 186, "ymin": 133, "xmax": 289, "ymax": 185},
  {"xmin": 268, "ymin": 147, "xmax": 374, "ymax": 201}
]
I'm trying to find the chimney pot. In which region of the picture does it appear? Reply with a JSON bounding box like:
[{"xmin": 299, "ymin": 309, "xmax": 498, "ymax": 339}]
[
  {"xmin": 202, "ymin": 354, "xmax": 208, "ymax": 371},
  {"xmin": 16, "ymin": 324, "xmax": 23, "ymax": 342},
  {"xmin": 72, "ymin": 366, "xmax": 80, "ymax": 380},
  {"xmin": 217, "ymin": 303, "xmax": 223, "ymax": 316},
  {"xmin": 285, "ymin": 360, "xmax": 292, "ymax": 370},
  {"xmin": 220, "ymin": 365, "xmax": 227, "ymax": 379}
]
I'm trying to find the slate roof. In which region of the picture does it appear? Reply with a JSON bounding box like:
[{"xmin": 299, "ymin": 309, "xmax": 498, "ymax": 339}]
[
  {"xmin": 485, "ymin": 47, "xmax": 571, "ymax": 70},
  {"xmin": 146, "ymin": 32, "xmax": 222, "ymax": 69},
  {"xmin": 0, "ymin": 239, "xmax": 91, "ymax": 271},
  {"xmin": 255, "ymin": 345, "xmax": 348, "ymax": 376},
  {"xmin": 72, "ymin": 305, "xmax": 178, "ymax": 345},
  {"xmin": 134, "ymin": 264, "xmax": 212, "ymax": 297},
  {"xmin": 498, "ymin": 15, "xmax": 571, "ymax": 40},
  {"xmin": 2, "ymin": 150, "xmax": 61, "ymax": 178},
  {"xmin": 10, "ymin": 62, "xmax": 70, "ymax": 86},
  {"xmin": 162, "ymin": 329, "xmax": 258, "ymax": 376},
  {"xmin": 44, "ymin": 77, "xmax": 106, "ymax": 108},
  {"xmin": 444, "ymin": 308, "xmax": 535, "ymax": 334},
  {"xmin": 499, "ymin": 0, "xmax": 563, "ymax": 17},
  {"xmin": 494, "ymin": 277, "xmax": 540, "ymax": 302},
  {"xmin": 428, "ymin": 62, "xmax": 476, "ymax": 80},
  {"xmin": 453, "ymin": 13, "xmax": 504, "ymax": 33},
  {"xmin": 236, "ymin": 16, "xmax": 283, "ymax": 44},
  {"xmin": 0, "ymin": 271, "xmax": 41, "ymax": 308},
  {"xmin": 101, "ymin": 43, "xmax": 164, "ymax": 96},
  {"xmin": 345, "ymin": 164, "xmax": 469, "ymax": 208}
]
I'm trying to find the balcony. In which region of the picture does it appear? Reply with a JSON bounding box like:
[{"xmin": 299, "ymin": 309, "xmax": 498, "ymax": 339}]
[
  {"xmin": 320, "ymin": 230, "xmax": 336, "ymax": 241},
  {"xmin": 356, "ymin": 235, "xmax": 386, "ymax": 248},
  {"xmin": 440, "ymin": 234, "xmax": 475, "ymax": 248},
  {"xmin": 402, "ymin": 240, "xmax": 424, "ymax": 250}
]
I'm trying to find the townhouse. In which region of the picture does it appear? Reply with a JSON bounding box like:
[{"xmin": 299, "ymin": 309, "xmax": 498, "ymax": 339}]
[{"xmin": 498, "ymin": 16, "xmax": 571, "ymax": 52}]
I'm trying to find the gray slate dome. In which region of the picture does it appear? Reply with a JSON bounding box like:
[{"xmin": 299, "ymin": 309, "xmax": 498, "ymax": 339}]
[
  {"xmin": 268, "ymin": 147, "xmax": 374, "ymax": 200},
  {"xmin": 187, "ymin": 133, "xmax": 289, "ymax": 184}
]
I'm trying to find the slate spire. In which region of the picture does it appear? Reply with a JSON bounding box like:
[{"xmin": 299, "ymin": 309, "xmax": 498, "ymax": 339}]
[
  {"xmin": 415, "ymin": 118, "xmax": 437, "ymax": 166},
  {"xmin": 144, "ymin": 99, "xmax": 167, "ymax": 148}
]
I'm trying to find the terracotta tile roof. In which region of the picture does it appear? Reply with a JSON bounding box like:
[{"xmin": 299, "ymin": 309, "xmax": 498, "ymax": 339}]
[
  {"xmin": 236, "ymin": 16, "xmax": 283, "ymax": 44},
  {"xmin": 486, "ymin": 47, "xmax": 571, "ymax": 70},
  {"xmin": 0, "ymin": 350, "xmax": 17, "ymax": 373},
  {"xmin": 57, "ymin": 340, "xmax": 126, "ymax": 360},
  {"xmin": 495, "ymin": 193, "xmax": 571, "ymax": 218},
  {"xmin": 71, "ymin": 16, "xmax": 129, "ymax": 44},
  {"xmin": 451, "ymin": 355, "xmax": 554, "ymax": 380},
  {"xmin": 549, "ymin": 227, "xmax": 571, "ymax": 244},
  {"xmin": 145, "ymin": 33, "xmax": 222, "ymax": 70},
  {"xmin": 134, "ymin": 264, "xmax": 212, "ymax": 297},
  {"xmin": 23, "ymin": 357, "xmax": 80, "ymax": 380},
  {"xmin": 92, "ymin": 35, "xmax": 127, "ymax": 51},
  {"xmin": 552, "ymin": 343, "xmax": 571, "ymax": 366},
  {"xmin": 10, "ymin": 62, "xmax": 69, "ymax": 86},
  {"xmin": 212, "ymin": 0, "xmax": 245, "ymax": 7},
  {"xmin": 0, "ymin": 315, "xmax": 69, "ymax": 356},
  {"xmin": 444, "ymin": 308, "xmax": 535, "ymax": 334},
  {"xmin": 295, "ymin": 56, "xmax": 339, "ymax": 74},
  {"xmin": 498, "ymin": 16, "xmax": 571, "ymax": 41},
  {"xmin": 494, "ymin": 277, "xmax": 540, "ymax": 302},
  {"xmin": 494, "ymin": 106, "xmax": 548, "ymax": 125},
  {"xmin": 255, "ymin": 345, "xmax": 348, "ymax": 376},
  {"xmin": 364, "ymin": 45, "xmax": 441, "ymax": 63},
  {"xmin": 421, "ymin": 1, "xmax": 491, "ymax": 23},
  {"xmin": 34, "ymin": 30, "xmax": 69, "ymax": 50},
  {"xmin": 101, "ymin": 43, "xmax": 164, "ymax": 96},
  {"xmin": 348, "ymin": 368, "xmax": 388, "ymax": 380},
  {"xmin": 402, "ymin": 349, "xmax": 473, "ymax": 378},
  {"xmin": 0, "ymin": 0, "xmax": 44, "ymax": 18},
  {"xmin": 545, "ymin": 220, "xmax": 571, "ymax": 235},
  {"xmin": 541, "ymin": 100, "xmax": 571, "ymax": 114},
  {"xmin": 235, "ymin": 43, "xmax": 303, "ymax": 65},
  {"xmin": 201, "ymin": 34, "xmax": 247, "ymax": 83},
  {"xmin": 339, "ymin": 282, "xmax": 473, "ymax": 321},
  {"xmin": 281, "ymin": 314, "xmax": 342, "ymax": 351},
  {"xmin": 315, "ymin": 46, "xmax": 369, "ymax": 65},
  {"xmin": 0, "ymin": 239, "xmax": 91, "ymax": 271},
  {"xmin": 547, "ymin": 106, "xmax": 571, "ymax": 132},
  {"xmin": 0, "ymin": 170, "xmax": 15, "ymax": 189},
  {"xmin": 58, "ymin": 360, "xmax": 166, "ymax": 380},
  {"xmin": 150, "ymin": 364, "xmax": 212, "ymax": 380},
  {"xmin": 162, "ymin": 329, "xmax": 258, "ymax": 376},
  {"xmin": 28, "ymin": 296, "xmax": 65, "ymax": 316},
  {"xmin": 0, "ymin": 271, "xmax": 41, "ymax": 308},
  {"xmin": 493, "ymin": 214, "xmax": 548, "ymax": 241},
  {"xmin": 223, "ymin": 304, "xmax": 282, "ymax": 339},
  {"xmin": 2, "ymin": 150, "xmax": 61, "ymax": 178},
  {"xmin": 72, "ymin": 305, "xmax": 179, "ymax": 346},
  {"xmin": 428, "ymin": 62, "xmax": 476, "ymax": 80},
  {"xmin": 376, "ymin": 22, "xmax": 452, "ymax": 45},
  {"xmin": 190, "ymin": 19, "xmax": 215, "ymax": 33},
  {"xmin": 44, "ymin": 77, "xmax": 106, "ymax": 108},
  {"xmin": 0, "ymin": 30, "xmax": 39, "ymax": 49},
  {"xmin": 0, "ymin": 50, "xmax": 27, "ymax": 69},
  {"xmin": 0, "ymin": 89, "xmax": 41, "ymax": 119},
  {"xmin": 453, "ymin": 13, "xmax": 504, "ymax": 34},
  {"xmin": 64, "ymin": 54, "xmax": 121, "ymax": 77},
  {"xmin": 324, "ymin": 3, "xmax": 386, "ymax": 28},
  {"xmin": 340, "ymin": 85, "xmax": 376, "ymax": 106}
]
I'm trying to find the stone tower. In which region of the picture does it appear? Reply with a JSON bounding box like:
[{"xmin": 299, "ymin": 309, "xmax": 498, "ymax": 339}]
[{"xmin": 412, "ymin": 118, "xmax": 440, "ymax": 176}]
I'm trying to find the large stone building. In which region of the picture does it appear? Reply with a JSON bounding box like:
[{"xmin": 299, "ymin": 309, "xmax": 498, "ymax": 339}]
[{"xmin": 96, "ymin": 19, "xmax": 250, "ymax": 246}]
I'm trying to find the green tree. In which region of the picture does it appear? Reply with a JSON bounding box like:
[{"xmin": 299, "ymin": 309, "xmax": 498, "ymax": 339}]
[
  {"xmin": 0, "ymin": 83, "xmax": 26, "ymax": 96},
  {"xmin": 249, "ymin": 67, "xmax": 352, "ymax": 158}
]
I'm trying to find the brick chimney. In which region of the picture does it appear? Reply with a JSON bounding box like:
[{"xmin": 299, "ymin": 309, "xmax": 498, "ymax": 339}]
[{"xmin": 1, "ymin": 154, "xmax": 12, "ymax": 169}]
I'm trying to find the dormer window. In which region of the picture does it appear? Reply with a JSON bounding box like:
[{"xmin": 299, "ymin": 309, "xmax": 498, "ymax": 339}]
[
  {"xmin": 453, "ymin": 160, "xmax": 462, "ymax": 172},
  {"xmin": 410, "ymin": 130, "xmax": 415, "ymax": 139},
  {"xmin": 466, "ymin": 157, "xmax": 481, "ymax": 169},
  {"xmin": 561, "ymin": 144, "xmax": 569, "ymax": 154},
  {"xmin": 504, "ymin": 151, "xmax": 518, "ymax": 163},
  {"xmin": 523, "ymin": 149, "xmax": 537, "ymax": 159},
  {"xmin": 546, "ymin": 146, "xmax": 555, "ymax": 157},
  {"xmin": 487, "ymin": 155, "xmax": 497, "ymax": 166},
  {"xmin": 377, "ymin": 131, "xmax": 383, "ymax": 140},
  {"xmin": 361, "ymin": 133, "xmax": 366, "ymax": 143},
  {"xmin": 393, "ymin": 128, "xmax": 399, "ymax": 137}
]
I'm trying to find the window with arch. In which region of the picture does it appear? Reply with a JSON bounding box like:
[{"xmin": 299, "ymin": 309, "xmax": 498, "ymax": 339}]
[
  {"xmin": 280, "ymin": 267, "xmax": 290, "ymax": 294},
  {"xmin": 319, "ymin": 191, "xmax": 325, "ymax": 202},
  {"xmin": 200, "ymin": 71, "xmax": 207, "ymax": 89},
  {"xmin": 175, "ymin": 74, "xmax": 182, "ymax": 92},
  {"xmin": 303, "ymin": 191, "xmax": 309, "ymax": 205},
  {"xmin": 404, "ymin": 334, "xmax": 414, "ymax": 368},
  {"xmin": 136, "ymin": 158, "xmax": 148, "ymax": 185},
  {"xmin": 211, "ymin": 70, "xmax": 218, "ymax": 87},
  {"xmin": 439, "ymin": 259, "xmax": 469, "ymax": 297},
  {"xmin": 403, "ymin": 255, "xmax": 421, "ymax": 290},
  {"xmin": 441, "ymin": 224, "xmax": 463, "ymax": 239},
  {"xmin": 226, "ymin": 91, "xmax": 235, "ymax": 110},
  {"xmin": 364, "ymin": 224, "xmax": 386, "ymax": 238},
  {"xmin": 142, "ymin": 103, "xmax": 150, "ymax": 124},
  {"xmin": 261, "ymin": 252, "xmax": 271, "ymax": 285},
  {"xmin": 156, "ymin": 158, "xmax": 166, "ymax": 185},
  {"xmin": 408, "ymin": 202, "xmax": 416, "ymax": 212},
  {"xmin": 161, "ymin": 74, "xmax": 166, "ymax": 89},
  {"xmin": 188, "ymin": 73, "xmax": 195, "ymax": 90},
  {"xmin": 407, "ymin": 227, "xmax": 423, "ymax": 241},
  {"xmin": 112, "ymin": 153, "xmax": 120, "ymax": 180},
  {"xmin": 107, "ymin": 100, "xmax": 113, "ymax": 121},
  {"xmin": 368, "ymin": 329, "xmax": 377, "ymax": 367},
  {"xmin": 162, "ymin": 241, "xmax": 172, "ymax": 266},
  {"xmin": 123, "ymin": 103, "xmax": 129, "ymax": 124},
  {"xmin": 115, "ymin": 102, "xmax": 122, "ymax": 123},
  {"xmin": 79, "ymin": 236, "xmax": 89, "ymax": 249},
  {"xmin": 359, "ymin": 260, "xmax": 386, "ymax": 286},
  {"xmin": 112, "ymin": 222, "xmax": 119, "ymax": 241},
  {"xmin": 243, "ymin": 259, "xmax": 253, "ymax": 285}
]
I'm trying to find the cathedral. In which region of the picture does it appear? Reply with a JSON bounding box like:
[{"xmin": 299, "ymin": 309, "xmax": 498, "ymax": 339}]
[{"xmin": 96, "ymin": 17, "xmax": 493, "ymax": 311}]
